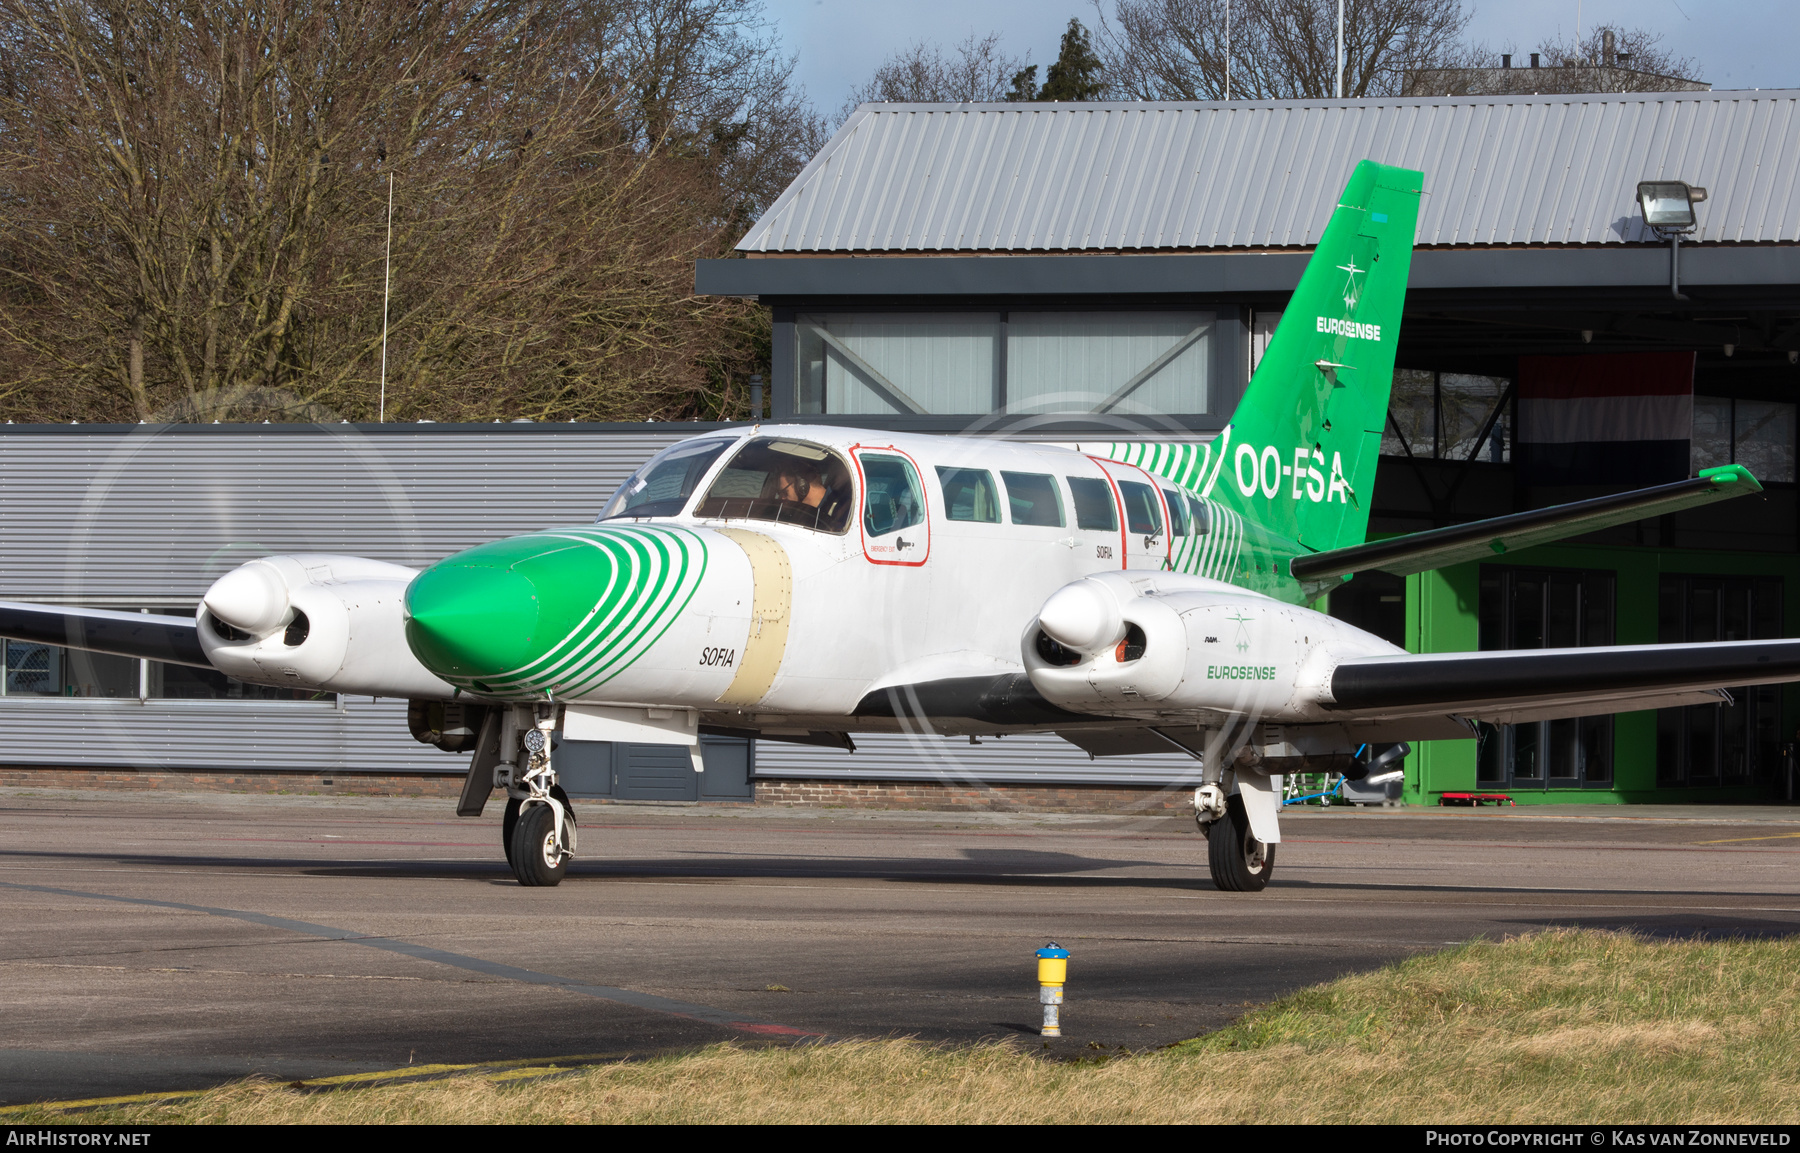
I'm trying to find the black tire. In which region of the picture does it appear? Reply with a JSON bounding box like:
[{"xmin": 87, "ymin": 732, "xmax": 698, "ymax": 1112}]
[
  {"xmin": 502, "ymin": 797, "xmax": 521, "ymax": 867},
  {"xmin": 511, "ymin": 801, "xmax": 569, "ymax": 887},
  {"xmin": 503, "ymin": 789, "xmax": 571, "ymax": 872},
  {"xmin": 1208, "ymin": 794, "xmax": 1276, "ymax": 892}
]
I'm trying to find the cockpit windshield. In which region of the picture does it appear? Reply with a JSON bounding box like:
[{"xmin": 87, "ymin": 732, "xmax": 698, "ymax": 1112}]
[
  {"xmin": 598, "ymin": 438, "xmax": 733, "ymax": 521},
  {"xmin": 693, "ymin": 437, "xmax": 854, "ymax": 535}
]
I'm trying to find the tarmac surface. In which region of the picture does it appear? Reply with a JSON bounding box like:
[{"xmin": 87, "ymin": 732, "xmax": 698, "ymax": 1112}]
[{"xmin": 3, "ymin": 786, "xmax": 1800, "ymax": 1106}]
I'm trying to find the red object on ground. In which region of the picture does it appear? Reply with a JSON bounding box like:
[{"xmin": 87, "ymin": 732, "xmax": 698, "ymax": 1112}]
[{"xmin": 1438, "ymin": 792, "xmax": 1515, "ymax": 807}]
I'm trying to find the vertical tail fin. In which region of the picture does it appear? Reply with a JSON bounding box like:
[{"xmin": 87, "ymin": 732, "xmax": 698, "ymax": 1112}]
[{"xmin": 1110, "ymin": 160, "xmax": 1422, "ymax": 553}]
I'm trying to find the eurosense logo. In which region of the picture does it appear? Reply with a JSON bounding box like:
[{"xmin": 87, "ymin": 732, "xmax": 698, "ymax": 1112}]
[{"xmin": 1315, "ymin": 316, "xmax": 1382, "ymax": 341}]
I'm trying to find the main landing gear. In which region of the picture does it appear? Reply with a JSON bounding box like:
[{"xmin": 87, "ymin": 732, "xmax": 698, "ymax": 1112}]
[
  {"xmin": 498, "ymin": 705, "xmax": 576, "ymax": 887},
  {"xmin": 1195, "ymin": 781, "xmax": 1276, "ymax": 892}
]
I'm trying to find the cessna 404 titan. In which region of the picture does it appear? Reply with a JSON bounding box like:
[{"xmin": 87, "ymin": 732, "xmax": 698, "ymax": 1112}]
[{"xmin": 7, "ymin": 160, "xmax": 1795, "ymax": 892}]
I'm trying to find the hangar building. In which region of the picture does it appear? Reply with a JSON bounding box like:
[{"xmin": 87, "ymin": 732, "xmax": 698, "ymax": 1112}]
[{"xmin": 6, "ymin": 90, "xmax": 1799, "ymax": 806}]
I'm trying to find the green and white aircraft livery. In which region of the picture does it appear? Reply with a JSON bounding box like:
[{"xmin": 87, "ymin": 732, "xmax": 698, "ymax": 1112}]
[{"xmin": 7, "ymin": 161, "xmax": 1796, "ymax": 891}]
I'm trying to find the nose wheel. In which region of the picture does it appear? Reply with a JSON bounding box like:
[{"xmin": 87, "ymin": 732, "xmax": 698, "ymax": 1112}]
[{"xmin": 510, "ymin": 796, "xmax": 574, "ymax": 886}]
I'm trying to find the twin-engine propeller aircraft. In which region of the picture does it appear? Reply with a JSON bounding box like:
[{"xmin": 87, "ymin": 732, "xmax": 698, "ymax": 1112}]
[{"xmin": 7, "ymin": 160, "xmax": 1797, "ymax": 892}]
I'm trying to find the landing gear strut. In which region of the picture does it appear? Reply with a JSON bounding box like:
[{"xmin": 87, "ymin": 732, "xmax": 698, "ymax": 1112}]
[{"xmin": 499, "ymin": 705, "xmax": 576, "ymax": 887}]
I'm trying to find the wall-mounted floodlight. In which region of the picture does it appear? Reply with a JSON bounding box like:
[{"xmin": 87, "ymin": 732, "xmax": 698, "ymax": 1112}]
[
  {"xmin": 1637, "ymin": 181, "xmax": 1707, "ymax": 230},
  {"xmin": 1637, "ymin": 180, "xmax": 1707, "ymax": 301}
]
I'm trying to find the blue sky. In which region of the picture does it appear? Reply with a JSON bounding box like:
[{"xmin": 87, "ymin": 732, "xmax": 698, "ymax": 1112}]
[{"xmin": 763, "ymin": 0, "xmax": 1798, "ymax": 115}]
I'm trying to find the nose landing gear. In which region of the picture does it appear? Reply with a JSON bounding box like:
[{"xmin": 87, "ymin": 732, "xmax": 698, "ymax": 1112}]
[{"xmin": 499, "ymin": 706, "xmax": 576, "ymax": 887}]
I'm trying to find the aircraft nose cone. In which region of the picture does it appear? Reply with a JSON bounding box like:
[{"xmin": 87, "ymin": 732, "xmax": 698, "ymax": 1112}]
[{"xmin": 404, "ymin": 563, "xmax": 544, "ymax": 680}]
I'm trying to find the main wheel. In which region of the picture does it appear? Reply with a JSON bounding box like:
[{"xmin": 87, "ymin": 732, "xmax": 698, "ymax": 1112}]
[
  {"xmin": 511, "ymin": 800, "xmax": 570, "ymax": 887},
  {"xmin": 1207, "ymin": 794, "xmax": 1275, "ymax": 892}
]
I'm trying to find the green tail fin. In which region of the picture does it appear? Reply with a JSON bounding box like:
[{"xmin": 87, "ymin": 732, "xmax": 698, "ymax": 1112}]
[{"xmin": 1108, "ymin": 159, "xmax": 1422, "ymax": 553}]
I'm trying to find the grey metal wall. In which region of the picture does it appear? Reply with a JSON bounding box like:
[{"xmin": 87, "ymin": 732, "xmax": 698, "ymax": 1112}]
[
  {"xmin": 0, "ymin": 424, "xmax": 1202, "ymax": 786},
  {"xmin": 0, "ymin": 696, "xmax": 449, "ymax": 772},
  {"xmin": 0, "ymin": 424, "xmax": 702, "ymax": 602}
]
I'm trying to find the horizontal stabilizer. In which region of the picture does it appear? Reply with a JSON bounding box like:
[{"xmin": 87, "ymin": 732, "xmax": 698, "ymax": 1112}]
[
  {"xmin": 1291, "ymin": 465, "xmax": 1761, "ymax": 581},
  {"xmin": 0, "ymin": 601, "xmax": 211, "ymax": 668},
  {"xmin": 1327, "ymin": 636, "xmax": 1800, "ymax": 723}
]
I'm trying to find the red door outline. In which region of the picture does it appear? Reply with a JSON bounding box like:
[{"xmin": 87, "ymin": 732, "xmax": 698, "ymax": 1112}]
[{"xmin": 851, "ymin": 444, "xmax": 932, "ymax": 567}]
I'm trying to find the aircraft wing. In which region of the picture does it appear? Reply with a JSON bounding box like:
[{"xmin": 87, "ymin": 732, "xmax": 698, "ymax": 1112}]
[
  {"xmin": 1325, "ymin": 637, "xmax": 1800, "ymax": 725},
  {"xmin": 1291, "ymin": 465, "xmax": 1761, "ymax": 582},
  {"xmin": 0, "ymin": 601, "xmax": 212, "ymax": 668}
]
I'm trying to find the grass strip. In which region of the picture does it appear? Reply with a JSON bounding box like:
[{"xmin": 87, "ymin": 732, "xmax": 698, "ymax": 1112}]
[{"xmin": 13, "ymin": 929, "xmax": 1800, "ymax": 1125}]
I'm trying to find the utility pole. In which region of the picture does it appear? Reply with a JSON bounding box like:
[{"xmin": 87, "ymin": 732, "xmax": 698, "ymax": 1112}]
[
  {"xmin": 1336, "ymin": 0, "xmax": 1345, "ymax": 98},
  {"xmin": 1225, "ymin": 0, "xmax": 1231, "ymax": 100}
]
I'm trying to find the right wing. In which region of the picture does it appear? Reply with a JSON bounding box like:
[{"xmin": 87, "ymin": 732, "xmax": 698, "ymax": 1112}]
[
  {"xmin": 1292, "ymin": 465, "xmax": 1761, "ymax": 582},
  {"xmin": 1325, "ymin": 637, "xmax": 1800, "ymax": 725},
  {"xmin": 0, "ymin": 601, "xmax": 211, "ymax": 668}
]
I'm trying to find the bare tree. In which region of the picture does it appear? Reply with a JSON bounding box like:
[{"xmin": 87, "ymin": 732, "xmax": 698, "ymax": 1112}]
[
  {"xmin": 0, "ymin": 0, "xmax": 807, "ymax": 424},
  {"xmin": 1097, "ymin": 0, "xmax": 1475, "ymax": 100},
  {"xmin": 839, "ymin": 33, "xmax": 1026, "ymax": 122}
]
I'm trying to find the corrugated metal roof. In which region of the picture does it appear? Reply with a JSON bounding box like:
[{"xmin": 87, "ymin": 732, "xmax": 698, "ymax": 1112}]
[{"xmin": 737, "ymin": 92, "xmax": 1800, "ymax": 253}]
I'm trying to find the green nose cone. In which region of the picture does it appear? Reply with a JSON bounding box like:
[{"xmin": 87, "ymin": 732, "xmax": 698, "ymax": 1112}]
[
  {"xmin": 405, "ymin": 564, "xmax": 543, "ymax": 678},
  {"xmin": 405, "ymin": 534, "xmax": 620, "ymax": 684}
]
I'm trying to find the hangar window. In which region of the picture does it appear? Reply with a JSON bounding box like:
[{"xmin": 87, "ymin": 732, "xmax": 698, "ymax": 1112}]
[
  {"xmin": 795, "ymin": 311, "xmax": 1218, "ymax": 418},
  {"xmin": 1691, "ymin": 396, "xmax": 1795, "ymax": 483},
  {"xmin": 693, "ymin": 438, "xmax": 855, "ymax": 535},
  {"xmin": 1655, "ymin": 575, "xmax": 1784, "ymax": 789},
  {"xmin": 1383, "ymin": 370, "xmax": 1512, "ymax": 462},
  {"xmin": 2, "ymin": 632, "xmax": 333, "ymax": 702},
  {"xmin": 1474, "ymin": 567, "xmax": 1615, "ymax": 790}
]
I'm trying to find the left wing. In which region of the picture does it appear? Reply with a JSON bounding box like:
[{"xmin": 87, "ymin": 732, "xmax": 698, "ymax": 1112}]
[
  {"xmin": 1325, "ymin": 637, "xmax": 1800, "ymax": 725},
  {"xmin": 1292, "ymin": 465, "xmax": 1760, "ymax": 582},
  {"xmin": 0, "ymin": 601, "xmax": 211, "ymax": 668}
]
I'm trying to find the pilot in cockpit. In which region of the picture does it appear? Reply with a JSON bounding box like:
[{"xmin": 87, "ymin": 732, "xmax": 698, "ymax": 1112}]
[{"xmin": 770, "ymin": 459, "xmax": 827, "ymax": 509}]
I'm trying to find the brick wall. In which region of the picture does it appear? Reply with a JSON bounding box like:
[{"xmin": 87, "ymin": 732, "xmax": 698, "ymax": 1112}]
[
  {"xmin": 0, "ymin": 765, "xmax": 464, "ymax": 798},
  {"xmin": 0, "ymin": 766, "xmax": 1192, "ymax": 814},
  {"xmin": 752, "ymin": 778, "xmax": 1192, "ymax": 813}
]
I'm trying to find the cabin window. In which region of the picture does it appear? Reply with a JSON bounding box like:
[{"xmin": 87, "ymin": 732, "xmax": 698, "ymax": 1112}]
[
  {"xmin": 693, "ymin": 437, "xmax": 854, "ymax": 535},
  {"xmin": 1161, "ymin": 489, "xmax": 1189, "ymax": 536},
  {"xmin": 1000, "ymin": 472, "xmax": 1064, "ymax": 527},
  {"xmin": 599, "ymin": 438, "xmax": 734, "ymax": 520},
  {"xmin": 1066, "ymin": 477, "xmax": 1117, "ymax": 532},
  {"xmin": 862, "ymin": 455, "xmax": 926, "ymax": 536},
  {"xmin": 1187, "ymin": 494, "xmax": 1214, "ymax": 536},
  {"xmin": 936, "ymin": 467, "xmax": 1001, "ymax": 523},
  {"xmin": 1117, "ymin": 481, "xmax": 1163, "ymax": 536}
]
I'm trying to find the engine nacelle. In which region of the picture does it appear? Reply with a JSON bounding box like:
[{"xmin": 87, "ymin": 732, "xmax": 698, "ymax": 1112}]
[
  {"xmin": 197, "ymin": 554, "xmax": 457, "ymax": 699},
  {"xmin": 1023, "ymin": 571, "xmax": 1403, "ymax": 722}
]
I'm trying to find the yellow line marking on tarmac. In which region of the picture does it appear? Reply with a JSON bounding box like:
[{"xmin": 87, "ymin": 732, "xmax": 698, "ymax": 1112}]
[
  {"xmin": 0, "ymin": 1053, "xmax": 631, "ymax": 1114},
  {"xmin": 1694, "ymin": 832, "xmax": 1800, "ymax": 844}
]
